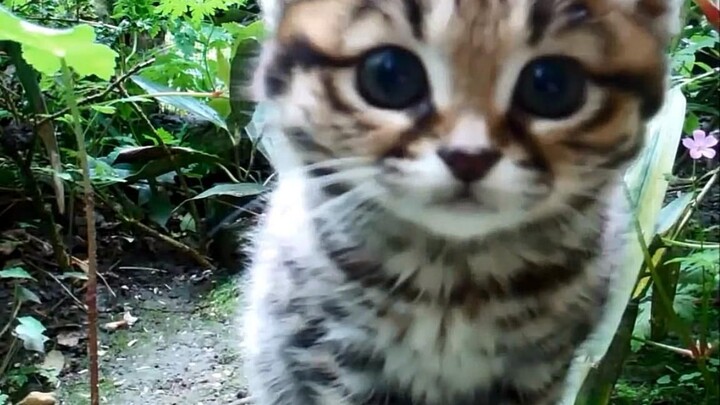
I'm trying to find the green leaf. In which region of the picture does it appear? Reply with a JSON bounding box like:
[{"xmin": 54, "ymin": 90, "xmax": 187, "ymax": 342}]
[
  {"xmin": 678, "ymin": 372, "xmax": 702, "ymax": 382},
  {"xmin": 111, "ymin": 145, "xmax": 224, "ymax": 183},
  {"xmin": 656, "ymin": 375, "xmax": 672, "ymax": 385},
  {"xmin": 243, "ymin": 102, "xmax": 276, "ymax": 162},
  {"xmin": 148, "ymin": 193, "xmax": 174, "ymax": 228},
  {"xmin": 90, "ymin": 105, "xmax": 117, "ymax": 115},
  {"xmin": 208, "ymin": 98, "xmax": 231, "ymax": 119},
  {"xmin": 0, "ymin": 266, "xmax": 35, "ymax": 280},
  {"xmin": 632, "ymin": 300, "xmax": 651, "ymax": 352},
  {"xmin": 14, "ymin": 316, "xmax": 48, "ymax": 353},
  {"xmin": 130, "ymin": 75, "xmax": 228, "ymax": 131},
  {"xmin": 16, "ymin": 285, "xmax": 41, "ymax": 304},
  {"xmin": 190, "ymin": 183, "xmax": 265, "ymax": 201},
  {"xmin": 215, "ymin": 45, "xmax": 231, "ymax": 88},
  {"xmin": 654, "ymin": 192, "xmax": 694, "ymax": 235},
  {"xmin": 224, "ymin": 20, "xmax": 266, "ymax": 59},
  {"xmin": 0, "ymin": 6, "xmax": 118, "ymax": 79},
  {"xmin": 180, "ymin": 213, "xmax": 196, "ymax": 232}
]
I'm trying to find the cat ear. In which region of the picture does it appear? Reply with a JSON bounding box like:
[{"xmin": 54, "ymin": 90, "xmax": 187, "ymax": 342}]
[{"xmin": 631, "ymin": 0, "xmax": 683, "ymax": 42}]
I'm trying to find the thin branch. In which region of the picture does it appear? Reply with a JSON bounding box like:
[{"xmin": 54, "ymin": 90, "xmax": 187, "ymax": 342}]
[
  {"xmin": 128, "ymin": 219, "xmax": 215, "ymax": 270},
  {"xmin": 38, "ymin": 58, "xmax": 156, "ymax": 126},
  {"xmin": 60, "ymin": 59, "xmax": 100, "ymax": 405},
  {"xmin": 675, "ymin": 171, "xmax": 719, "ymax": 235}
]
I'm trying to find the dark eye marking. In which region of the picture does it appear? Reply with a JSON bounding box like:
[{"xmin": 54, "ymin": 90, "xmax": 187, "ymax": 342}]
[
  {"xmin": 528, "ymin": 0, "xmax": 555, "ymax": 45},
  {"xmin": 528, "ymin": 1, "xmax": 591, "ymax": 45},
  {"xmin": 356, "ymin": 46, "xmax": 429, "ymax": 110},
  {"xmin": 402, "ymin": 0, "xmax": 424, "ymax": 39},
  {"xmin": 264, "ymin": 38, "xmax": 355, "ymax": 97},
  {"xmin": 513, "ymin": 56, "xmax": 588, "ymax": 119},
  {"xmin": 588, "ymin": 71, "xmax": 664, "ymax": 119}
]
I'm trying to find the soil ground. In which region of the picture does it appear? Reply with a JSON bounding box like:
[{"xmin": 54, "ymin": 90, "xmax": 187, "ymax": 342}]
[{"xmin": 56, "ymin": 260, "xmax": 249, "ymax": 405}]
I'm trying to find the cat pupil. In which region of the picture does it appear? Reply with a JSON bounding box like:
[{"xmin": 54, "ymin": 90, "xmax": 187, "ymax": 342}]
[
  {"xmin": 357, "ymin": 46, "xmax": 428, "ymax": 109},
  {"xmin": 532, "ymin": 64, "xmax": 564, "ymax": 95},
  {"xmin": 514, "ymin": 56, "xmax": 587, "ymax": 118}
]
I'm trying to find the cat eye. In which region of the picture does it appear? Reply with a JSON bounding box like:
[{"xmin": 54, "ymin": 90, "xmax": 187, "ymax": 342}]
[
  {"xmin": 513, "ymin": 56, "xmax": 587, "ymax": 119},
  {"xmin": 356, "ymin": 46, "xmax": 429, "ymax": 109}
]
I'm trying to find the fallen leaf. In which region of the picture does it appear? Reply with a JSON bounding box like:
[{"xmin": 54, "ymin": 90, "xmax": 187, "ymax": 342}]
[
  {"xmin": 102, "ymin": 319, "xmax": 127, "ymax": 331},
  {"xmin": 0, "ymin": 239, "xmax": 21, "ymax": 255},
  {"xmin": 71, "ymin": 257, "xmax": 89, "ymax": 273},
  {"xmin": 17, "ymin": 391, "xmax": 56, "ymax": 405},
  {"xmin": 123, "ymin": 311, "xmax": 138, "ymax": 326},
  {"xmin": 56, "ymin": 331, "xmax": 84, "ymax": 347},
  {"xmin": 102, "ymin": 311, "xmax": 138, "ymax": 331},
  {"xmin": 41, "ymin": 350, "xmax": 65, "ymax": 377}
]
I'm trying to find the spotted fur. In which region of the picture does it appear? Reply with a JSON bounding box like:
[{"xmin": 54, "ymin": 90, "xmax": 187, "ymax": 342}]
[{"xmin": 242, "ymin": 1, "xmax": 680, "ymax": 404}]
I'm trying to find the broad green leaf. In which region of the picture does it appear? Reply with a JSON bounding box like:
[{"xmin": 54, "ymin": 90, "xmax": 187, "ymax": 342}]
[
  {"xmin": 14, "ymin": 316, "xmax": 48, "ymax": 353},
  {"xmin": 111, "ymin": 145, "xmax": 224, "ymax": 183},
  {"xmin": 565, "ymin": 87, "xmax": 687, "ymax": 404},
  {"xmin": 208, "ymin": 98, "xmax": 231, "ymax": 119},
  {"xmin": 229, "ymin": 29, "xmax": 262, "ymax": 136},
  {"xmin": 224, "ymin": 20, "xmax": 265, "ymax": 59},
  {"xmin": 7, "ymin": 42, "xmax": 66, "ymax": 214},
  {"xmin": 654, "ymin": 192, "xmax": 694, "ymax": 235},
  {"xmin": 16, "ymin": 285, "xmax": 41, "ymax": 304},
  {"xmin": 215, "ymin": 45, "xmax": 231, "ymax": 88},
  {"xmin": 130, "ymin": 75, "xmax": 228, "ymax": 131},
  {"xmin": 657, "ymin": 375, "xmax": 672, "ymax": 385},
  {"xmin": 0, "ymin": 6, "xmax": 118, "ymax": 79},
  {"xmin": 0, "ymin": 266, "xmax": 34, "ymax": 280},
  {"xmin": 180, "ymin": 213, "xmax": 196, "ymax": 232},
  {"xmin": 244, "ymin": 102, "xmax": 278, "ymax": 163},
  {"xmin": 679, "ymin": 372, "xmax": 702, "ymax": 382},
  {"xmin": 148, "ymin": 193, "xmax": 174, "ymax": 228},
  {"xmin": 631, "ymin": 301, "xmax": 652, "ymax": 352},
  {"xmin": 190, "ymin": 183, "xmax": 265, "ymax": 201}
]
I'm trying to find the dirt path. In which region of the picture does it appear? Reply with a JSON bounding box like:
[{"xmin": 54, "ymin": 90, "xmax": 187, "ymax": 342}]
[{"xmin": 57, "ymin": 266, "xmax": 249, "ymax": 405}]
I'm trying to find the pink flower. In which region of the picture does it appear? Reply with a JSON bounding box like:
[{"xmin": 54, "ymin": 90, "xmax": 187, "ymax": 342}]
[{"xmin": 682, "ymin": 129, "xmax": 718, "ymax": 160}]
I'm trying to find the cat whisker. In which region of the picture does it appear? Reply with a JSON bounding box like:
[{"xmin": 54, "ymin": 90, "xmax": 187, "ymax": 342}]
[
  {"xmin": 309, "ymin": 182, "xmax": 384, "ymax": 218},
  {"xmin": 294, "ymin": 157, "xmax": 373, "ymax": 173},
  {"xmin": 305, "ymin": 167, "xmax": 380, "ymax": 188}
]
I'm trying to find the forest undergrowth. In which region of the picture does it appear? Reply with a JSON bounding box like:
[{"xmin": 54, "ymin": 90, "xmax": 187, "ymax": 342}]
[{"xmin": 0, "ymin": 0, "xmax": 718, "ymax": 404}]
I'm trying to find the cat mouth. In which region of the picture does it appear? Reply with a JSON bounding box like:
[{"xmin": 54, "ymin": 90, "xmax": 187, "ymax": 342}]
[{"xmin": 437, "ymin": 187, "xmax": 489, "ymax": 211}]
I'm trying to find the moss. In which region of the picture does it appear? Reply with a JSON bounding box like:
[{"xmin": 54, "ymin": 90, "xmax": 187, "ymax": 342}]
[{"xmin": 199, "ymin": 278, "xmax": 240, "ymax": 321}]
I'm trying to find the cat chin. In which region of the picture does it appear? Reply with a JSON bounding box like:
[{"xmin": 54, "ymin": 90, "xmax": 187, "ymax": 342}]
[{"xmin": 384, "ymin": 202, "xmax": 534, "ymax": 240}]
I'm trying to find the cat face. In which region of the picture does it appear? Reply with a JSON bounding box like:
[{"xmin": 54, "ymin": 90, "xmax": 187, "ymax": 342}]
[{"xmin": 255, "ymin": 0, "xmax": 679, "ymax": 238}]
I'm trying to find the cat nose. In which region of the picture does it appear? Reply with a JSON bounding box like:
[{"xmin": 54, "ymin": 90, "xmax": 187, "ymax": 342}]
[{"xmin": 437, "ymin": 148, "xmax": 501, "ymax": 183}]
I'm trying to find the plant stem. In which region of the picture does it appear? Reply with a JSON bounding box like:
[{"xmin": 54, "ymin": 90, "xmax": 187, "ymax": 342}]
[
  {"xmin": 0, "ymin": 300, "xmax": 22, "ymax": 339},
  {"xmin": 0, "ymin": 338, "xmax": 18, "ymax": 378},
  {"xmin": 128, "ymin": 219, "xmax": 215, "ymax": 270},
  {"xmin": 8, "ymin": 150, "xmax": 70, "ymax": 270},
  {"xmin": 661, "ymin": 238, "xmax": 720, "ymax": 249},
  {"xmin": 631, "ymin": 215, "xmax": 718, "ymax": 397},
  {"xmin": 60, "ymin": 59, "xmax": 100, "ymax": 405}
]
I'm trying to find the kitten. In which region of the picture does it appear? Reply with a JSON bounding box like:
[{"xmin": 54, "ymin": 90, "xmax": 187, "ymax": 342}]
[{"xmin": 242, "ymin": 0, "xmax": 680, "ymax": 404}]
